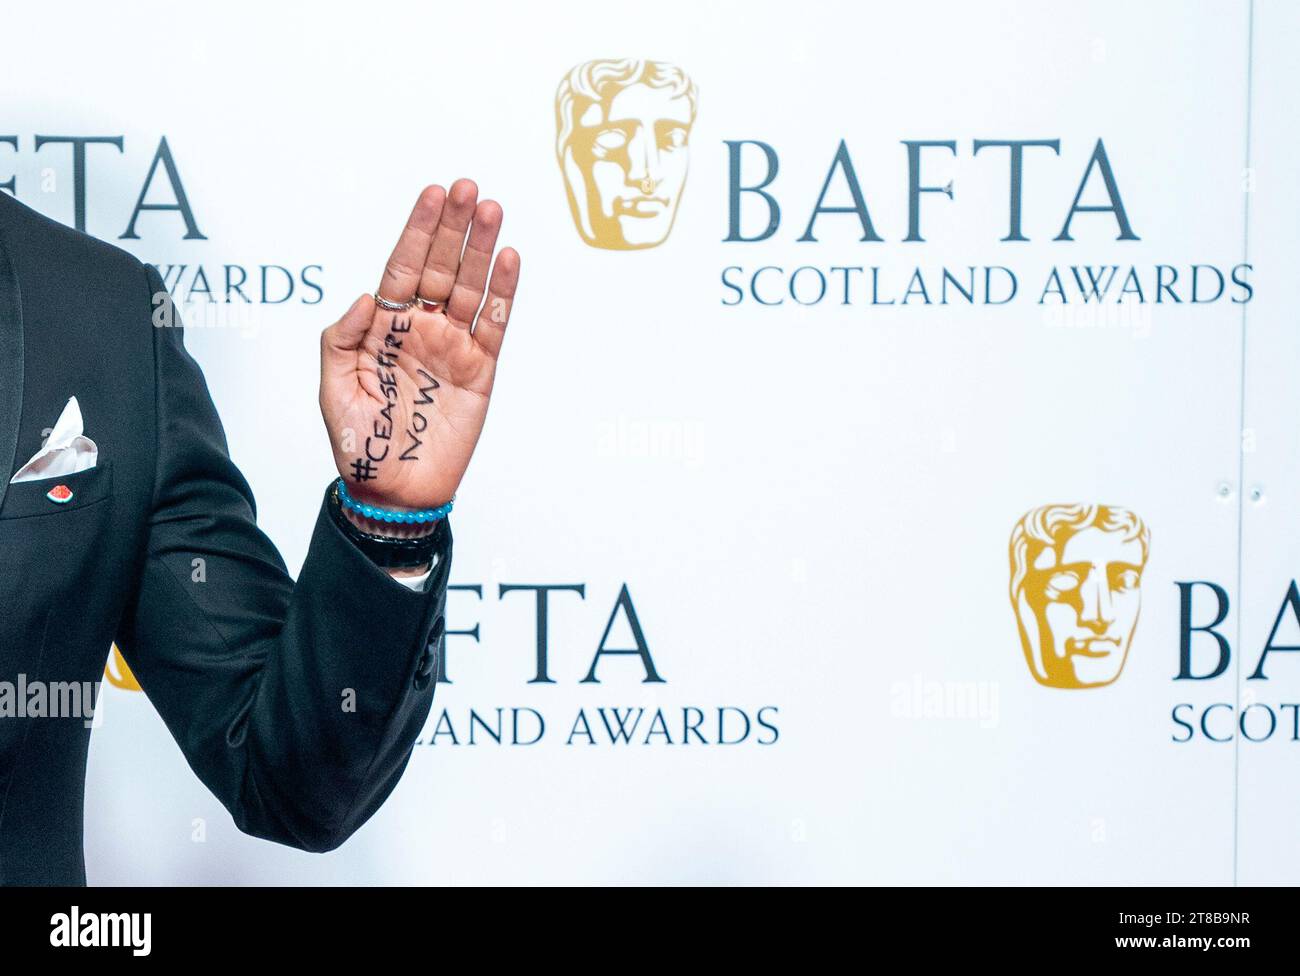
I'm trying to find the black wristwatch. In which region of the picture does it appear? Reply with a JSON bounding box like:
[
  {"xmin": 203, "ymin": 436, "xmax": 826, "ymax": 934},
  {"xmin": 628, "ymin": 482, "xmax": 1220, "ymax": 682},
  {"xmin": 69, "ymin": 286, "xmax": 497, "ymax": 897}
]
[{"xmin": 328, "ymin": 482, "xmax": 445, "ymax": 569}]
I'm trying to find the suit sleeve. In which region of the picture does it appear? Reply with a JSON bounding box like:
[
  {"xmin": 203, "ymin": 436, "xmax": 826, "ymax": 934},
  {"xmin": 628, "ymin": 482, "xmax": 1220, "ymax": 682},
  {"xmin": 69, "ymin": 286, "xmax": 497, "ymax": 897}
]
[{"xmin": 115, "ymin": 263, "xmax": 449, "ymax": 853}]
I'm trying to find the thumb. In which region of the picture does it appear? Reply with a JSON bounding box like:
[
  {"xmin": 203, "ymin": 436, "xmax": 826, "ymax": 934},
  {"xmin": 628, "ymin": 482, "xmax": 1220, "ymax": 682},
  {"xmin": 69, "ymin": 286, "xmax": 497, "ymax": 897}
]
[{"xmin": 320, "ymin": 293, "xmax": 374, "ymax": 384}]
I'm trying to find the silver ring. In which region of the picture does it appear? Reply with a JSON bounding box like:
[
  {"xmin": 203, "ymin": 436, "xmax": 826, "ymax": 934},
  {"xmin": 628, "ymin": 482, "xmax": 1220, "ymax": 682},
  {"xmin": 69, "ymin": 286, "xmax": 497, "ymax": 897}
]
[
  {"xmin": 373, "ymin": 292, "xmax": 415, "ymax": 312},
  {"xmin": 416, "ymin": 296, "xmax": 445, "ymax": 313}
]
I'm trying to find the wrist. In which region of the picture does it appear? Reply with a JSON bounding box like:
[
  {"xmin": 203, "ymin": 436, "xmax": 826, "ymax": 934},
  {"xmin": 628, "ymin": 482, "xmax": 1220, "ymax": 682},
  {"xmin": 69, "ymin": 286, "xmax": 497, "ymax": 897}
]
[
  {"xmin": 340, "ymin": 503, "xmax": 439, "ymax": 540},
  {"xmin": 328, "ymin": 480, "xmax": 449, "ymax": 570},
  {"xmin": 342, "ymin": 506, "xmax": 435, "ymax": 577}
]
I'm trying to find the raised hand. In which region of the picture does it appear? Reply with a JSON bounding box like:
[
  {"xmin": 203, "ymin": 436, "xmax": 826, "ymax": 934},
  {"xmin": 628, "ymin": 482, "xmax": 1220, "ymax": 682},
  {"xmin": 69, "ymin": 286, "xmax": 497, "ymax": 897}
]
[{"xmin": 319, "ymin": 180, "xmax": 520, "ymax": 511}]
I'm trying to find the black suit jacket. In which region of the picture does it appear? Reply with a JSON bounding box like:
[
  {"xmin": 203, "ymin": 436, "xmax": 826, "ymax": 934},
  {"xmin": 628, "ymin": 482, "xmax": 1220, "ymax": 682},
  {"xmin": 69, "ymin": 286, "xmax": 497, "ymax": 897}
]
[{"xmin": 0, "ymin": 192, "xmax": 450, "ymax": 885}]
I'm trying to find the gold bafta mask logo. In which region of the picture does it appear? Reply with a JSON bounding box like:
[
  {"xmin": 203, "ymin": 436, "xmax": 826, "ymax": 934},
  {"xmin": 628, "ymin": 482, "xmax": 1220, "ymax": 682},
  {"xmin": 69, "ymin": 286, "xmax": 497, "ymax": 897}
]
[
  {"xmin": 555, "ymin": 59, "xmax": 698, "ymax": 250},
  {"xmin": 104, "ymin": 644, "xmax": 142, "ymax": 692},
  {"xmin": 1009, "ymin": 505, "xmax": 1150, "ymax": 689}
]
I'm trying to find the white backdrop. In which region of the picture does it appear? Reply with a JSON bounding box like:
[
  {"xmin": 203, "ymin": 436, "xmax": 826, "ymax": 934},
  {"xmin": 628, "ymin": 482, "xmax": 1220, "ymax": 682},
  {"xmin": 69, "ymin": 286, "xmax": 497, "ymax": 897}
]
[{"xmin": 1, "ymin": 0, "xmax": 1294, "ymax": 884}]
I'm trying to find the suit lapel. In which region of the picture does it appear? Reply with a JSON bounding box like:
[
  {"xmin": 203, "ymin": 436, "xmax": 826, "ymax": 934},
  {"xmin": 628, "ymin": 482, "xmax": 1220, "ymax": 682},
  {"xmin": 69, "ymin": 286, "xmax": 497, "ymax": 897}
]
[{"xmin": 0, "ymin": 230, "xmax": 24, "ymax": 514}]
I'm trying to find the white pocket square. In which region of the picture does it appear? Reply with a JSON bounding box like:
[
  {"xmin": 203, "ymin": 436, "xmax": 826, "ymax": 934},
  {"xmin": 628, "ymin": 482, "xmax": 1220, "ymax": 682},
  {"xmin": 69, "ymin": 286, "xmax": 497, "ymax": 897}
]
[{"xmin": 10, "ymin": 396, "xmax": 98, "ymax": 484}]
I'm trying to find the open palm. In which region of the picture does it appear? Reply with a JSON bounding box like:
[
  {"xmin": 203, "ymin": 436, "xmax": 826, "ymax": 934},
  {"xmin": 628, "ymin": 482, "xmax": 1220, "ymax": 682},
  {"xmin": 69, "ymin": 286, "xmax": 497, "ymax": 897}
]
[{"xmin": 320, "ymin": 180, "xmax": 520, "ymax": 510}]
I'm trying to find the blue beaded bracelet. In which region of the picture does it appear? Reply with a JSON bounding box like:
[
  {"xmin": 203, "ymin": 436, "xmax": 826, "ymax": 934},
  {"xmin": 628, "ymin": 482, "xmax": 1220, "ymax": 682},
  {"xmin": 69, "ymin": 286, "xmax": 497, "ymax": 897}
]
[{"xmin": 335, "ymin": 478, "xmax": 453, "ymax": 524}]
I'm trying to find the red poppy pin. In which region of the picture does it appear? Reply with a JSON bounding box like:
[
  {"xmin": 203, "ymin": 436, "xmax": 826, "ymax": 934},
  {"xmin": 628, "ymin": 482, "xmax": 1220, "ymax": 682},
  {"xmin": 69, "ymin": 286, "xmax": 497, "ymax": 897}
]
[{"xmin": 46, "ymin": 484, "xmax": 73, "ymax": 504}]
